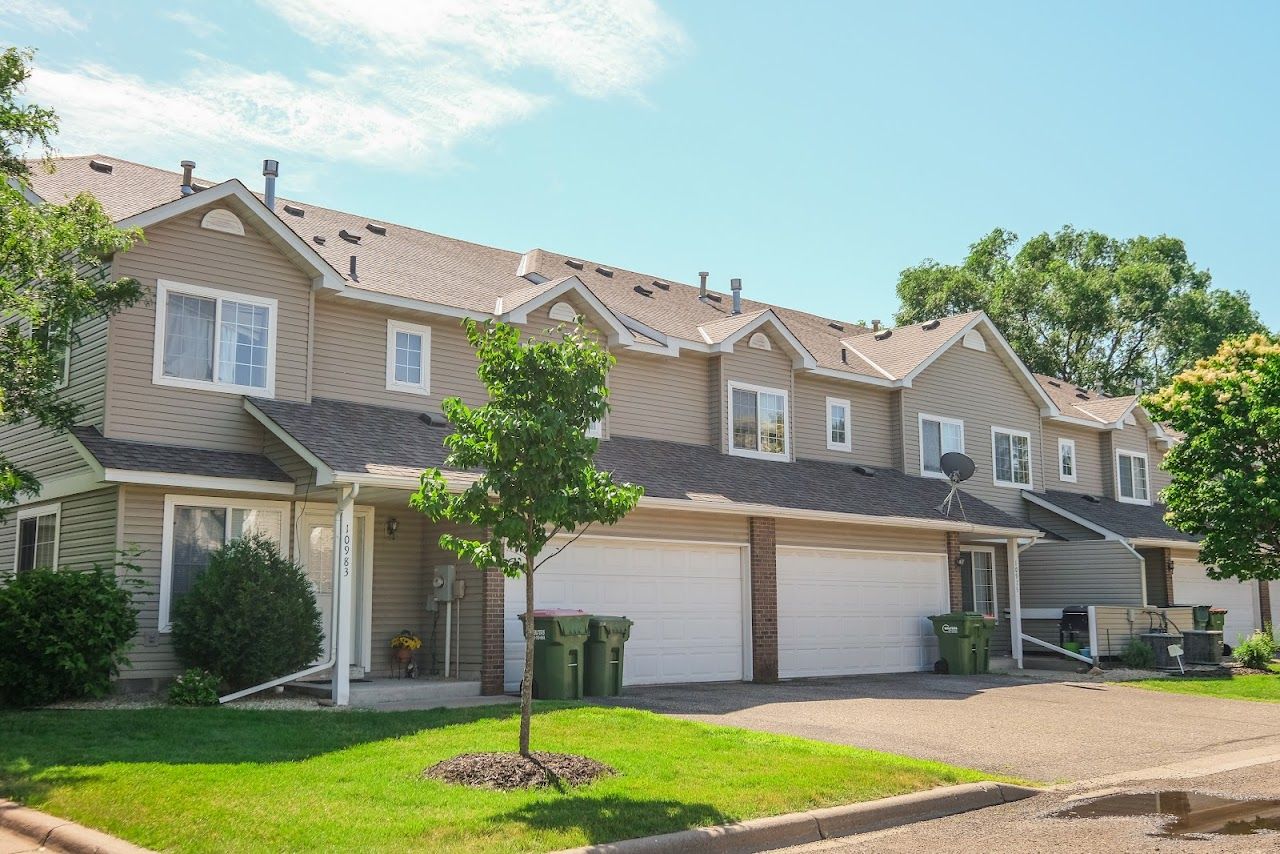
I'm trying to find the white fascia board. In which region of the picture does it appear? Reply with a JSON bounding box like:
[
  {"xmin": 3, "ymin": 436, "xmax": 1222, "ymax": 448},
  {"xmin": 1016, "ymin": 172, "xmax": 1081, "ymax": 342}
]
[
  {"xmin": 7, "ymin": 470, "xmax": 104, "ymax": 506},
  {"xmin": 1021, "ymin": 490, "xmax": 1122, "ymax": 540},
  {"xmin": 503, "ymin": 276, "xmax": 636, "ymax": 346},
  {"xmin": 1048, "ymin": 413, "xmax": 1114, "ymax": 429},
  {"xmin": 116, "ymin": 180, "xmax": 343, "ymax": 290},
  {"xmin": 613, "ymin": 311, "xmax": 669, "ymax": 347},
  {"xmin": 243, "ymin": 399, "xmax": 336, "ymax": 486},
  {"xmin": 335, "ymin": 286, "xmax": 492, "ymax": 322},
  {"xmin": 808, "ymin": 366, "xmax": 898, "ymax": 388},
  {"xmin": 838, "ymin": 340, "xmax": 897, "ymax": 381},
  {"xmin": 101, "ymin": 468, "xmax": 296, "ymax": 496},
  {"xmin": 6, "ymin": 175, "xmax": 45, "ymax": 205},
  {"xmin": 1130, "ymin": 537, "xmax": 1201, "ymax": 552},
  {"xmin": 63, "ymin": 430, "xmax": 108, "ymax": 479},
  {"xmin": 624, "ymin": 341, "xmax": 682, "ymax": 358},
  {"xmin": 713, "ymin": 311, "xmax": 817, "ymax": 369}
]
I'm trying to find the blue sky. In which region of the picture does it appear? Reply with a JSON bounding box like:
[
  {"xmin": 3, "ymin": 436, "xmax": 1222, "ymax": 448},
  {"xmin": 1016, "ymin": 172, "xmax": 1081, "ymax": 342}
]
[{"xmin": 3, "ymin": 1, "xmax": 1278, "ymax": 328}]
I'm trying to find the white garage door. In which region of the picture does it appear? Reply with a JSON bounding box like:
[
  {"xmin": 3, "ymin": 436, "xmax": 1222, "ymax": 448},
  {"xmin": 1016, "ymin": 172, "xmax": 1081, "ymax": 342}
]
[
  {"xmin": 1172, "ymin": 559, "xmax": 1260, "ymax": 645},
  {"xmin": 504, "ymin": 538, "xmax": 746, "ymax": 691},
  {"xmin": 777, "ymin": 547, "xmax": 949, "ymax": 678}
]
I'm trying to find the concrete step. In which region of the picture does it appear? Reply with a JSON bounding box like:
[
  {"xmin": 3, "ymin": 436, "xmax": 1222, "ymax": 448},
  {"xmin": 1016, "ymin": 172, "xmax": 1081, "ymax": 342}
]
[{"xmin": 287, "ymin": 678, "xmax": 482, "ymax": 706}]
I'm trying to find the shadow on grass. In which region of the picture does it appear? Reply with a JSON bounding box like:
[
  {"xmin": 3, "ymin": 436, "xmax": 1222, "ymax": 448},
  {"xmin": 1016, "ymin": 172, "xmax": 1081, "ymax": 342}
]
[{"xmin": 495, "ymin": 795, "xmax": 730, "ymax": 845}]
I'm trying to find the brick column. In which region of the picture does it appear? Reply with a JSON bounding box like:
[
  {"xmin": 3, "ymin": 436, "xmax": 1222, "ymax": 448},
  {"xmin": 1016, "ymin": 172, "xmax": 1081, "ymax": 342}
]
[
  {"xmin": 479, "ymin": 567, "xmax": 505, "ymax": 695},
  {"xmin": 1162, "ymin": 549, "xmax": 1176, "ymax": 607},
  {"xmin": 946, "ymin": 532, "xmax": 963, "ymax": 611},
  {"xmin": 1259, "ymin": 581, "xmax": 1273, "ymax": 633},
  {"xmin": 748, "ymin": 517, "xmax": 778, "ymax": 683}
]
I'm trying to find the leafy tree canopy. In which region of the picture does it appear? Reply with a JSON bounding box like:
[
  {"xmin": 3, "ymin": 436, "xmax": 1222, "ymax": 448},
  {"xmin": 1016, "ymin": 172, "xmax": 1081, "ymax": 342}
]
[
  {"xmin": 895, "ymin": 226, "xmax": 1264, "ymax": 396},
  {"xmin": 411, "ymin": 318, "xmax": 642, "ymax": 755},
  {"xmin": 1145, "ymin": 333, "xmax": 1280, "ymax": 582},
  {"xmin": 0, "ymin": 47, "xmax": 141, "ymax": 514}
]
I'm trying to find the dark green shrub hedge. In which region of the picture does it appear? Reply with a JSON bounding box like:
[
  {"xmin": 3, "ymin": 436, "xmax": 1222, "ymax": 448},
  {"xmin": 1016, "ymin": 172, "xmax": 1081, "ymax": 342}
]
[
  {"xmin": 0, "ymin": 560, "xmax": 140, "ymax": 707},
  {"xmin": 1120, "ymin": 636, "xmax": 1156, "ymax": 669},
  {"xmin": 168, "ymin": 667, "xmax": 221, "ymax": 706},
  {"xmin": 171, "ymin": 535, "xmax": 323, "ymax": 690}
]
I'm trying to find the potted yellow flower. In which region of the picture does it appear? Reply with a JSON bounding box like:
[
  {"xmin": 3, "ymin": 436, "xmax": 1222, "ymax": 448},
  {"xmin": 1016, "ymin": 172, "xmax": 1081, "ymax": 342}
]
[{"xmin": 390, "ymin": 630, "xmax": 422, "ymax": 664}]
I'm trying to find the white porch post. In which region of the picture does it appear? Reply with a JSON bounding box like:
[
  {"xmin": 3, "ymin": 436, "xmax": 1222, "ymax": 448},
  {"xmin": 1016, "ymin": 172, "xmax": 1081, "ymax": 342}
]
[
  {"xmin": 332, "ymin": 484, "xmax": 358, "ymax": 706},
  {"xmin": 1006, "ymin": 536, "xmax": 1024, "ymax": 669}
]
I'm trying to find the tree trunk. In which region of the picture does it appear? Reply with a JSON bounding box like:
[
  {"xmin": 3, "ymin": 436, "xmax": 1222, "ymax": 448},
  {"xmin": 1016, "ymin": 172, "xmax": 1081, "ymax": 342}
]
[{"xmin": 519, "ymin": 554, "xmax": 535, "ymax": 757}]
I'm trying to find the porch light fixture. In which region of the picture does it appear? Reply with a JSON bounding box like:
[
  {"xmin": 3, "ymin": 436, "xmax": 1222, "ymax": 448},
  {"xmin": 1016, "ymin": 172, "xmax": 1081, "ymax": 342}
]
[{"xmin": 385, "ymin": 517, "xmax": 399, "ymax": 539}]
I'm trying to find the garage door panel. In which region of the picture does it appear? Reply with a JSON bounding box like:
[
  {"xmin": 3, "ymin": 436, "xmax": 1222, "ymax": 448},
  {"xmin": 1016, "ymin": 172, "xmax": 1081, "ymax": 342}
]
[
  {"xmin": 504, "ymin": 539, "xmax": 745, "ymax": 691},
  {"xmin": 777, "ymin": 547, "xmax": 947, "ymax": 678},
  {"xmin": 1172, "ymin": 559, "xmax": 1259, "ymax": 644}
]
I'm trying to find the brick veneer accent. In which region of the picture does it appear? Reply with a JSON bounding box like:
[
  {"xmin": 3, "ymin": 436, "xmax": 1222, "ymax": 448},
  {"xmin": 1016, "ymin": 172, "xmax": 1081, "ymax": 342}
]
[
  {"xmin": 1161, "ymin": 549, "xmax": 1176, "ymax": 608},
  {"xmin": 748, "ymin": 517, "xmax": 779, "ymax": 683},
  {"xmin": 946, "ymin": 532, "xmax": 963, "ymax": 611},
  {"xmin": 479, "ymin": 567, "xmax": 505, "ymax": 695},
  {"xmin": 1259, "ymin": 581, "xmax": 1273, "ymax": 632}
]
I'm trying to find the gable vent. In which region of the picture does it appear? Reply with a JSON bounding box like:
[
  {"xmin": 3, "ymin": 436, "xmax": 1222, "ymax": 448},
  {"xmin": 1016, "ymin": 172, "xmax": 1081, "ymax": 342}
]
[
  {"xmin": 651, "ymin": 280, "xmax": 670, "ymax": 291},
  {"xmin": 339, "ymin": 229, "xmax": 361, "ymax": 244},
  {"xmin": 633, "ymin": 284, "xmax": 654, "ymax": 297},
  {"xmin": 828, "ymin": 321, "xmax": 845, "ymax": 332},
  {"xmin": 366, "ymin": 223, "xmax": 387, "ymax": 236},
  {"xmin": 565, "ymin": 258, "xmax": 585, "ymax": 270},
  {"xmin": 921, "ymin": 319, "xmax": 941, "ymax": 331},
  {"xmin": 282, "ymin": 204, "xmax": 305, "ymax": 217},
  {"xmin": 874, "ymin": 329, "xmax": 893, "ymax": 341},
  {"xmin": 313, "ymin": 235, "xmax": 326, "ymax": 245},
  {"xmin": 851, "ymin": 465, "xmax": 876, "ymax": 477},
  {"xmin": 88, "ymin": 159, "xmax": 113, "ymax": 174},
  {"xmin": 595, "ymin": 265, "xmax": 614, "ymax": 277}
]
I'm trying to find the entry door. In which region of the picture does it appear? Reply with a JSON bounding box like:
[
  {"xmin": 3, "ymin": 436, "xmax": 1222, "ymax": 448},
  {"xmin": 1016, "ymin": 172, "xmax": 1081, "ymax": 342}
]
[{"xmin": 297, "ymin": 508, "xmax": 371, "ymax": 676}]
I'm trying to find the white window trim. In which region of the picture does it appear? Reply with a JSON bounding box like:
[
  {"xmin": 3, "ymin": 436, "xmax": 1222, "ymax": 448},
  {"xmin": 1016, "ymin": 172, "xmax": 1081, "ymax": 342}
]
[
  {"xmin": 158, "ymin": 495, "xmax": 291, "ymax": 632},
  {"xmin": 1058, "ymin": 437, "xmax": 1078, "ymax": 483},
  {"xmin": 385, "ymin": 319, "xmax": 432, "ymax": 395},
  {"xmin": 586, "ymin": 418, "xmax": 604, "ymax": 439},
  {"xmin": 918, "ymin": 413, "xmax": 965, "ymax": 479},
  {"xmin": 991, "ymin": 425, "xmax": 1034, "ymax": 489},
  {"xmin": 14, "ymin": 502, "xmax": 60, "ymax": 573},
  {"xmin": 152, "ymin": 279, "xmax": 278, "ymax": 397},
  {"xmin": 826, "ymin": 397, "xmax": 851, "ymax": 452},
  {"xmin": 727, "ymin": 380, "xmax": 790, "ymax": 462},
  {"xmin": 1116, "ymin": 449, "xmax": 1151, "ymax": 505},
  {"xmin": 962, "ymin": 546, "xmax": 999, "ymax": 622}
]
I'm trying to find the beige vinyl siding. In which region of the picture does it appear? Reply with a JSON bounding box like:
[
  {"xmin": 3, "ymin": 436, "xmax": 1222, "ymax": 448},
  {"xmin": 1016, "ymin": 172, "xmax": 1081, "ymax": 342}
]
[
  {"xmin": 107, "ymin": 207, "xmax": 312, "ymax": 452},
  {"xmin": 260, "ymin": 433, "xmax": 316, "ymax": 486},
  {"xmin": 1026, "ymin": 503, "xmax": 1104, "ymax": 541},
  {"xmin": 775, "ymin": 518, "xmax": 946, "ymax": 553},
  {"xmin": 1140, "ymin": 547, "xmax": 1169, "ymax": 606},
  {"xmin": 607, "ymin": 507, "xmax": 749, "ymax": 543},
  {"xmin": 608, "ymin": 351, "xmax": 711, "ymax": 445},
  {"xmin": 1150, "ymin": 444, "xmax": 1172, "ymax": 497},
  {"xmin": 422, "ymin": 521, "xmax": 486, "ymax": 680},
  {"xmin": 718, "ymin": 331, "xmax": 795, "ymax": 458},
  {"xmin": 0, "ymin": 313, "xmax": 109, "ymax": 481},
  {"xmin": 311, "ymin": 298, "xmax": 485, "ymax": 411},
  {"xmin": 114, "ymin": 486, "xmax": 179, "ymax": 678},
  {"xmin": 368, "ymin": 506, "xmax": 430, "ymax": 677},
  {"xmin": 1020, "ymin": 540, "xmax": 1145, "ymax": 607},
  {"xmin": 1041, "ymin": 421, "xmax": 1105, "ymax": 495},
  {"xmin": 0, "ymin": 488, "xmax": 118, "ymax": 581},
  {"xmin": 1103, "ymin": 424, "xmax": 1151, "ymax": 501},
  {"xmin": 793, "ymin": 375, "xmax": 895, "ymax": 466},
  {"xmin": 900, "ymin": 329, "xmax": 1044, "ymax": 517}
]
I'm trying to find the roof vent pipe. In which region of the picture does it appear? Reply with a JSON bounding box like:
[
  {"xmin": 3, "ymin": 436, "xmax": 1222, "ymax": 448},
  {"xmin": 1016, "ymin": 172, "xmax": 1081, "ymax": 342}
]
[
  {"xmin": 180, "ymin": 160, "xmax": 195, "ymax": 196},
  {"xmin": 262, "ymin": 159, "xmax": 279, "ymax": 210},
  {"xmin": 698, "ymin": 271, "xmax": 709, "ymax": 299},
  {"xmin": 871, "ymin": 319, "xmax": 881, "ymax": 332},
  {"xmin": 349, "ymin": 255, "xmax": 358, "ymax": 281},
  {"xmin": 730, "ymin": 278, "xmax": 742, "ymax": 315}
]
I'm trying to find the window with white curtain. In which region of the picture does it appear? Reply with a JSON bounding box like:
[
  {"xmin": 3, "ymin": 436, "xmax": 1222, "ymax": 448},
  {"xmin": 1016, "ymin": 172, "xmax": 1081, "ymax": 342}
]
[
  {"xmin": 992, "ymin": 427, "xmax": 1033, "ymax": 487},
  {"xmin": 15, "ymin": 504, "xmax": 59, "ymax": 573},
  {"xmin": 919, "ymin": 414, "xmax": 964, "ymax": 477},
  {"xmin": 153, "ymin": 280, "xmax": 277, "ymax": 395},
  {"xmin": 1117, "ymin": 450, "xmax": 1150, "ymax": 504}
]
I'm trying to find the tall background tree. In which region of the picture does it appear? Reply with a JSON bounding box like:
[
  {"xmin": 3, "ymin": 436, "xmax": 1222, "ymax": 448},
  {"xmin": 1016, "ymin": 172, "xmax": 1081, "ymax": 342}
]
[
  {"xmin": 1145, "ymin": 334, "xmax": 1280, "ymax": 583},
  {"xmin": 0, "ymin": 47, "xmax": 140, "ymax": 515},
  {"xmin": 412, "ymin": 319, "xmax": 642, "ymax": 758},
  {"xmin": 895, "ymin": 226, "xmax": 1265, "ymax": 395}
]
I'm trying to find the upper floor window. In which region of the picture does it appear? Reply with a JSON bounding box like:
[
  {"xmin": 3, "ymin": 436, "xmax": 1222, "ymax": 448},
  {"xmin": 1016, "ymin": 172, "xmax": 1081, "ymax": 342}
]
[
  {"xmin": 15, "ymin": 503, "xmax": 59, "ymax": 574},
  {"xmin": 153, "ymin": 280, "xmax": 277, "ymax": 396},
  {"xmin": 826, "ymin": 397, "xmax": 851, "ymax": 452},
  {"xmin": 33, "ymin": 321, "xmax": 70, "ymax": 389},
  {"xmin": 386, "ymin": 320, "xmax": 431, "ymax": 395},
  {"xmin": 992, "ymin": 426, "xmax": 1032, "ymax": 488},
  {"xmin": 729, "ymin": 381, "xmax": 788, "ymax": 461},
  {"xmin": 1116, "ymin": 449, "xmax": 1150, "ymax": 504},
  {"xmin": 919, "ymin": 413, "xmax": 964, "ymax": 478},
  {"xmin": 586, "ymin": 418, "xmax": 603, "ymax": 439},
  {"xmin": 1058, "ymin": 438, "xmax": 1077, "ymax": 483}
]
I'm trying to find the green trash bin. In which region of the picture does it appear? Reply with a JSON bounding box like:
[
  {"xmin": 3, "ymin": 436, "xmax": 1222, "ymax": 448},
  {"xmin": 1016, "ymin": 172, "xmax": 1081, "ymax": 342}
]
[
  {"xmin": 1208, "ymin": 608, "xmax": 1227, "ymax": 631},
  {"xmin": 1192, "ymin": 605, "xmax": 1211, "ymax": 631},
  {"xmin": 519, "ymin": 609, "xmax": 590, "ymax": 699},
  {"xmin": 584, "ymin": 615, "xmax": 633, "ymax": 697},
  {"xmin": 929, "ymin": 612, "xmax": 991, "ymax": 675}
]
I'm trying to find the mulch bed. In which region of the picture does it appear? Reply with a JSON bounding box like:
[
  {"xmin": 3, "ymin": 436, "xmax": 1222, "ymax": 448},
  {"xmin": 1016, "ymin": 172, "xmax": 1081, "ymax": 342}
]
[{"xmin": 424, "ymin": 751, "xmax": 616, "ymax": 790}]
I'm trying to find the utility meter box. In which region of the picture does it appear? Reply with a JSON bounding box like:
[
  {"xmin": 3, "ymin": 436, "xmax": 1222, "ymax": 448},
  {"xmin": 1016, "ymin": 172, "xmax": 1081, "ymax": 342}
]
[{"xmin": 433, "ymin": 565, "xmax": 456, "ymax": 602}]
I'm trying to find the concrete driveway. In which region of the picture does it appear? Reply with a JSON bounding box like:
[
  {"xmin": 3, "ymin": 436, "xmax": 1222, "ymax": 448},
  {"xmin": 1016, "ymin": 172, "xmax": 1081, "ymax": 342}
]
[{"xmin": 600, "ymin": 672, "xmax": 1280, "ymax": 782}]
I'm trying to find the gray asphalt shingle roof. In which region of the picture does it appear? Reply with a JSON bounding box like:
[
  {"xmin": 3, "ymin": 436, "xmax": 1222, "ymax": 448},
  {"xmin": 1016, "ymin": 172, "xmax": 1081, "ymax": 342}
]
[
  {"xmin": 70, "ymin": 426, "xmax": 291, "ymax": 482},
  {"xmin": 1033, "ymin": 489, "xmax": 1197, "ymax": 543}
]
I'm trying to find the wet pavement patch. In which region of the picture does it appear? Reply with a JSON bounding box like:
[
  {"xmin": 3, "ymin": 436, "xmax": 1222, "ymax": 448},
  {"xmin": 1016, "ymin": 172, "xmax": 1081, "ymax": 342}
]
[{"xmin": 1052, "ymin": 791, "xmax": 1280, "ymax": 837}]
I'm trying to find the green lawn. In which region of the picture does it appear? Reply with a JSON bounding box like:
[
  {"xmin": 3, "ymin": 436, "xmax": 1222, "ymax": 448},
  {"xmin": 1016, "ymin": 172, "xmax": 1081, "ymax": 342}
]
[
  {"xmin": 1124, "ymin": 665, "xmax": 1280, "ymax": 704},
  {"xmin": 0, "ymin": 703, "xmax": 1007, "ymax": 853}
]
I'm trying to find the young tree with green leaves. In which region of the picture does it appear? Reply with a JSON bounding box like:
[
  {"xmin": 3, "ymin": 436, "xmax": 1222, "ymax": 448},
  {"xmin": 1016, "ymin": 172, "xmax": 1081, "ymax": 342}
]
[
  {"xmin": 0, "ymin": 47, "xmax": 141, "ymax": 515},
  {"xmin": 411, "ymin": 319, "xmax": 642, "ymax": 757},
  {"xmin": 1144, "ymin": 333, "xmax": 1280, "ymax": 583},
  {"xmin": 895, "ymin": 226, "xmax": 1264, "ymax": 396}
]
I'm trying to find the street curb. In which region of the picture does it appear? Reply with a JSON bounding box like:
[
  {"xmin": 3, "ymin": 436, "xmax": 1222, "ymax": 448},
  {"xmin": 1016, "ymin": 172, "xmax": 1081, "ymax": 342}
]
[
  {"xmin": 0, "ymin": 800, "xmax": 152, "ymax": 854},
  {"xmin": 552, "ymin": 781, "xmax": 1042, "ymax": 854}
]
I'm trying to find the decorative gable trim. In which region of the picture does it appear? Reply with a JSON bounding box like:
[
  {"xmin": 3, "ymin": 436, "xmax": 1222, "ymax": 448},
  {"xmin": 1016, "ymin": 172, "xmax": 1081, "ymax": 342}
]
[
  {"xmin": 712, "ymin": 310, "xmax": 817, "ymax": 369},
  {"xmin": 501, "ymin": 275, "xmax": 636, "ymax": 347}
]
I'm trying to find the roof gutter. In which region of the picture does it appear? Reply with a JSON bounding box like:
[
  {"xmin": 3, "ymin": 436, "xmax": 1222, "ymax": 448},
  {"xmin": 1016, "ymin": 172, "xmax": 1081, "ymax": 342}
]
[{"xmin": 1129, "ymin": 537, "xmax": 1201, "ymax": 551}]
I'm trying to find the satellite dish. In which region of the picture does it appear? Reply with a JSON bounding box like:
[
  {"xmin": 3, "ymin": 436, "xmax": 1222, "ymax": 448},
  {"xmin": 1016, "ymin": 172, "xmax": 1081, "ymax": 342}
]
[{"xmin": 940, "ymin": 452, "xmax": 975, "ymax": 483}]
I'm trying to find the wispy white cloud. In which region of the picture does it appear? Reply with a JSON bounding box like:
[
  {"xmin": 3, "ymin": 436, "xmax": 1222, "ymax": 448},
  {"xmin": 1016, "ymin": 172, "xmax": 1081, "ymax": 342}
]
[
  {"xmin": 0, "ymin": 0, "xmax": 86, "ymax": 34},
  {"xmin": 25, "ymin": 0, "xmax": 686, "ymax": 177},
  {"xmin": 161, "ymin": 9, "xmax": 221, "ymax": 37}
]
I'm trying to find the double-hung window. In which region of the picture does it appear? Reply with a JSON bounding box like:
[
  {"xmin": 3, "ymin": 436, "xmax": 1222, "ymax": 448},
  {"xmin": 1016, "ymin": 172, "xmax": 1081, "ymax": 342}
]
[
  {"xmin": 992, "ymin": 426, "xmax": 1033, "ymax": 488},
  {"xmin": 153, "ymin": 280, "xmax": 277, "ymax": 396},
  {"xmin": 159, "ymin": 496, "xmax": 289, "ymax": 631},
  {"xmin": 386, "ymin": 320, "xmax": 431, "ymax": 395},
  {"xmin": 919, "ymin": 414, "xmax": 964, "ymax": 477},
  {"xmin": 1116, "ymin": 450, "xmax": 1150, "ymax": 504},
  {"xmin": 826, "ymin": 397, "xmax": 851, "ymax": 452},
  {"xmin": 728, "ymin": 382, "xmax": 789, "ymax": 460},
  {"xmin": 33, "ymin": 321, "xmax": 70, "ymax": 388},
  {"xmin": 14, "ymin": 504, "xmax": 59, "ymax": 574},
  {"xmin": 1059, "ymin": 438, "xmax": 1077, "ymax": 483}
]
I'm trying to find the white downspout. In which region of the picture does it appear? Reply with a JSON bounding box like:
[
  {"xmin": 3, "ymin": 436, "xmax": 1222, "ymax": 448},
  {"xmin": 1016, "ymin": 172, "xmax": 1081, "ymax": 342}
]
[
  {"xmin": 219, "ymin": 483, "xmax": 359, "ymax": 705},
  {"xmin": 1006, "ymin": 536, "xmax": 1024, "ymax": 669}
]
